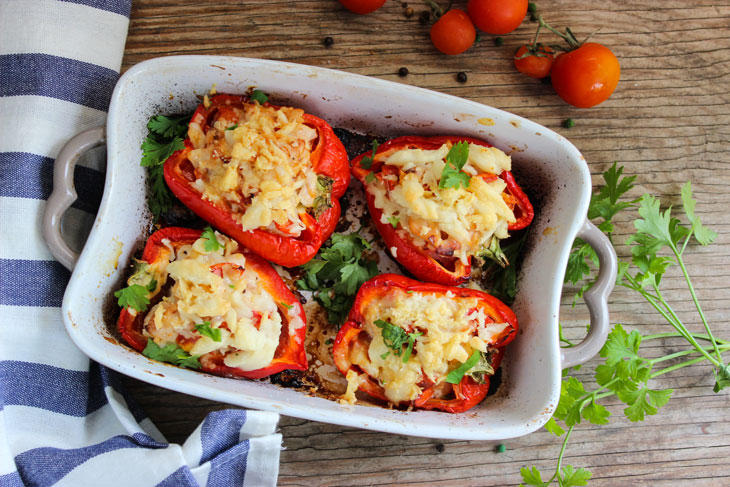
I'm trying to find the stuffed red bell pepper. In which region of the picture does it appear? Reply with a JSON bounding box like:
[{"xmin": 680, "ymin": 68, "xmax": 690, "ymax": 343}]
[
  {"xmin": 164, "ymin": 93, "xmax": 350, "ymax": 267},
  {"xmin": 115, "ymin": 226, "xmax": 307, "ymax": 379},
  {"xmin": 351, "ymin": 135, "xmax": 534, "ymax": 285},
  {"xmin": 332, "ymin": 273, "xmax": 517, "ymax": 413}
]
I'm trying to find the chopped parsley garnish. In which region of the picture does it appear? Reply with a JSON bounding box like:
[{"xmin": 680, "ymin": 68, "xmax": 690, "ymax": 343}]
[
  {"xmin": 296, "ymin": 233, "xmax": 378, "ymax": 326},
  {"xmin": 387, "ymin": 215, "xmax": 400, "ymax": 228},
  {"xmin": 438, "ymin": 141, "xmax": 471, "ymax": 190},
  {"xmin": 140, "ymin": 114, "xmax": 189, "ymax": 220},
  {"xmin": 374, "ymin": 319, "xmax": 422, "ymax": 363},
  {"xmin": 250, "ymin": 89, "xmax": 268, "ymax": 104},
  {"xmin": 201, "ymin": 226, "xmax": 223, "ymax": 252},
  {"xmin": 225, "ymin": 124, "xmax": 238, "ymax": 130},
  {"xmin": 365, "ymin": 171, "xmax": 376, "ymax": 183},
  {"xmin": 313, "ymin": 175, "xmax": 334, "ymax": 217},
  {"xmin": 359, "ymin": 140, "xmax": 380, "ymax": 170},
  {"xmin": 195, "ymin": 322, "xmax": 222, "ymax": 342},
  {"xmin": 445, "ymin": 349, "xmax": 482, "ymax": 384},
  {"xmin": 279, "ymin": 301, "xmax": 294, "ymax": 310},
  {"xmin": 142, "ymin": 339, "xmax": 201, "ymax": 369},
  {"xmin": 114, "ymin": 279, "xmax": 157, "ymax": 312}
]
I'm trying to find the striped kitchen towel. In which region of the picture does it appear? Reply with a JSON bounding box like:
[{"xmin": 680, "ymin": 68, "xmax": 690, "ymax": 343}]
[{"xmin": 0, "ymin": 1, "xmax": 281, "ymax": 486}]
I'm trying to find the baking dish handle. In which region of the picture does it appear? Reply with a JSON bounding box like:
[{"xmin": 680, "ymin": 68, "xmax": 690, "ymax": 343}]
[
  {"xmin": 42, "ymin": 126, "xmax": 106, "ymax": 271},
  {"xmin": 561, "ymin": 219, "xmax": 618, "ymax": 369}
]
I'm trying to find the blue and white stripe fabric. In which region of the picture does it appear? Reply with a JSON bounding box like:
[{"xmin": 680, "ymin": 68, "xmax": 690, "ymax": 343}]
[{"xmin": 0, "ymin": 1, "xmax": 281, "ymax": 485}]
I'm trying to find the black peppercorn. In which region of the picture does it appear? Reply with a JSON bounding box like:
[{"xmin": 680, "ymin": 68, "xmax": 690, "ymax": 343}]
[
  {"xmin": 419, "ymin": 10, "xmax": 430, "ymax": 24},
  {"xmin": 323, "ymin": 36, "xmax": 334, "ymax": 47},
  {"xmin": 457, "ymin": 72, "xmax": 468, "ymax": 83},
  {"xmin": 404, "ymin": 6, "xmax": 414, "ymax": 17},
  {"xmin": 398, "ymin": 67, "xmax": 409, "ymax": 77}
]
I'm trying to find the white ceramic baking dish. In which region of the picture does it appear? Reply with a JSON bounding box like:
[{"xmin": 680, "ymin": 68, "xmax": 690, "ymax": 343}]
[{"xmin": 43, "ymin": 56, "xmax": 616, "ymax": 440}]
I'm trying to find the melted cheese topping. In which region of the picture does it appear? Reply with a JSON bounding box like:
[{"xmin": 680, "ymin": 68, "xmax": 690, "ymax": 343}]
[
  {"xmin": 187, "ymin": 102, "xmax": 321, "ymax": 236},
  {"xmin": 366, "ymin": 143, "xmax": 516, "ymax": 264},
  {"xmin": 142, "ymin": 232, "xmax": 303, "ymax": 371},
  {"xmin": 348, "ymin": 289, "xmax": 508, "ymax": 404}
]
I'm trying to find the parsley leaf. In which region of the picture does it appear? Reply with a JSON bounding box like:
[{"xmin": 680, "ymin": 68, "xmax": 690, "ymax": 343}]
[
  {"xmin": 114, "ymin": 279, "xmax": 156, "ymax": 312},
  {"xmin": 147, "ymin": 115, "xmax": 189, "ymax": 139},
  {"xmin": 279, "ymin": 301, "xmax": 294, "ymax": 310},
  {"xmin": 142, "ymin": 339, "xmax": 201, "ymax": 369},
  {"xmin": 225, "ymin": 124, "xmax": 238, "ymax": 131},
  {"xmin": 374, "ymin": 319, "xmax": 421, "ymax": 363},
  {"xmin": 250, "ymin": 89, "xmax": 268, "ymax": 104},
  {"xmin": 140, "ymin": 114, "xmax": 189, "ymax": 220},
  {"xmin": 201, "ymin": 226, "xmax": 223, "ymax": 252},
  {"xmin": 680, "ymin": 181, "xmax": 717, "ymax": 246},
  {"xmin": 560, "ymin": 465, "xmax": 592, "ymax": 486},
  {"xmin": 365, "ymin": 171, "xmax": 375, "ymax": 183},
  {"xmin": 387, "ymin": 215, "xmax": 400, "ymax": 228},
  {"xmin": 520, "ymin": 466, "xmax": 549, "ymax": 487},
  {"xmin": 140, "ymin": 137, "xmax": 185, "ymax": 169},
  {"xmin": 438, "ymin": 141, "xmax": 470, "ymax": 189},
  {"xmin": 359, "ymin": 140, "xmax": 380, "ymax": 170},
  {"xmin": 445, "ymin": 349, "xmax": 481, "ymax": 384},
  {"xmin": 195, "ymin": 322, "xmax": 222, "ymax": 342},
  {"xmin": 480, "ymin": 231, "xmax": 529, "ymax": 305},
  {"xmin": 297, "ymin": 233, "xmax": 378, "ymax": 325},
  {"xmin": 465, "ymin": 350, "xmax": 495, "ymax": 384}
]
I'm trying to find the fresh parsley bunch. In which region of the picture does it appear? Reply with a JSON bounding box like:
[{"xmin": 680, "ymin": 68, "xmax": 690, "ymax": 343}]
[
  {"xmin": 521, "ymin": 163, "xmax": 727, "ymax": 487},
  {"xmin": 140, "ymin": 114, "xmax": 190, "ymax": 220},
  {"xmin": 296, "ymin": 233, "xmax": 379, "ymax": 326}
]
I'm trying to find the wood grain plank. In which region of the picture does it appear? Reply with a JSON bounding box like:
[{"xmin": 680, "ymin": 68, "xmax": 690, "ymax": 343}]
[{"xmin": 121, "ymin": 0, "xmax": 730, "ymax": 484}]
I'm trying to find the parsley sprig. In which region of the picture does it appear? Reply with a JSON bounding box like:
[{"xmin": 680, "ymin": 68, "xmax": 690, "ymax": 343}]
[
  {"xmin": 296, "ymin": 233, "xmax": 379, "ymax": 325},
  {"xmin": 438, "ymin": 141, "xmax": 470, "ymax": 189},
  {"xmin": 374, "ymin": 319, "xmax": 422, "ymax": 363},
  {"xmin": 520, "ymin": 164, "xmax": 727, "ymax": 487},
  {"xmin": 140, "ymin": 114, "xmax": 189, "ymax": 220},
  {"xmin": 201, "ymin": 226, "xmax": 223, "ymax": 252},
  {"xmin": 142, "ymin": 339, "xmax": 202, "ymax": 369},
  {"xmin": 359, "ymin": 140, "xmax": 380, "ymax": 170},
  {"xmin": 114, "ymin": 279, "xmax": 157, "ymax": 312},
  {"xmin": 195, "ymin": 322, "xmax": 222, "ymax": 342}
]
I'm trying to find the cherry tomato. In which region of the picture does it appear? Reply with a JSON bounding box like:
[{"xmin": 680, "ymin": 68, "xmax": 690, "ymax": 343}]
[
  {"xmin": 550, "ymin": 42, "xmax": 620, "ymax": 108},
  {"xmin": 430, "ymin": 9, "xmax": 476, "ymax": 55},
  {"xmin": 467, "ymin": 0, "xmax": 528, "ymax": 35},
  {"xmin": 514, "ymin": 44, "xmax": 555, "ymax": 79},
  {"xmin": 338, "ymin": 0, "xmax": 386, "ymax": 14}
]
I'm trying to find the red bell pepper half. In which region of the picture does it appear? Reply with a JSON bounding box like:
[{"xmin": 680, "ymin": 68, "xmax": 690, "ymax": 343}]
[
  {"xmin": 163, "ymin": 94, "xmax": 350, "ymax": 267},
  {"xmin": 332, "ymin": 273, "xmax": 518, "ymax": 413},
  {"xmin": 351, "ymin": 135, "xmax": 534, "ymax": 285},
  {"xmin": 116, "ymin": 226, "xmax": 307, "ymax": 379}
]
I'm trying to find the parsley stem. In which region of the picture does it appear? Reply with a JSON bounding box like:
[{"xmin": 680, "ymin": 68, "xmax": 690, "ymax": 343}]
[
  {"xmin": 642, "ymin": 332, "xmax": 730, "ymax": 345},
  {"xmin": 555, "ymin": 424, "xmax": 575, "ymax": 484},
  {"xmin": 671, "ymin": 243, "xmax": 724, "ymax": 365},
  {"xmin": 649, "ymin": 343, "xmax": 730, "ymax": 366},
  {"xmin": 623, "ymin": 274, "xmax": 721, "ymax": 368}
]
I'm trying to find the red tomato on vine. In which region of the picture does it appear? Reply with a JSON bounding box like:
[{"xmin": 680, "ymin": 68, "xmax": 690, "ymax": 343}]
[
  {"xmin": 430, "ymin": 9, "xmax": 476, "ymax": 55},
  {"xmin": 514, "ymin": 44, "xmax": 555, "ymax": 79},
  {"xmin": 467, "ymin": 0, "xmax": 528, "ymax": 35},
  {"xmin": 338, "ymin": 0, "xmax": 386, "ymax": 14},
  {"xmin": 550, "ymin": 42, "xmax": 620, "ymax": 108}
]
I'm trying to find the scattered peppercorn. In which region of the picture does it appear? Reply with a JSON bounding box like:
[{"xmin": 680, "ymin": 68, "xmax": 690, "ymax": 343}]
[
  {"xmin": 456, "ymin": 72, "xmax": 468, "ymax": 83},
  {"xmin": 419, "ymin": 10, "xmax": 430, "ymax": 24},
  {"xmin": 541, "ymin": 76, "xmax": 551, "ymax": 85},
  {"xmin": 401, "ymin": 2, "xmax": 408, "ymax": 7},
  {"xmin": 562, "ymin": 118, "xmax": 575, "ymax": 128},
  {"xmin": 323, "ymin": 36, "xmax": 334, "ymax": 47},
  {"xmin": 404, "ymin": 6, "xmax": 414, "ymax": 17},
  {"xmin": 496, "ymin": 443, "xmax": 506, "ymax": 453},
  {"xmin": 324, "ymin": 338, "xmax": 334, "ymax": 345},
  {"xmin": 398, "ymin": 67, "xmax": 409, "ymax": 77},
  {"xmin": 435, "ymin": 443, "xmax": 445, "ymax": 453},
  {"xmin": 494, "ymin": 36, "xmax": 504, "ymax": 46}
]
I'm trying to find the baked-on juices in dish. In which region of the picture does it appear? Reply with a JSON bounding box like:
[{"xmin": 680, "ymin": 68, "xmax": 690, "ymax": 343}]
[
  {"xmin": 115, "ymin": 227, "xmax": 307, "ymax": 379},
  {"xmin": 333, "ymin": 274, "xmax": 518, "ymax": 413},
  {"xmin": 351, "ymin": 136, "xmax": 534, "ymax": 285},
  {"xmin": 164, "ymin": 93, "xmax": 350, "ymax": 267}
]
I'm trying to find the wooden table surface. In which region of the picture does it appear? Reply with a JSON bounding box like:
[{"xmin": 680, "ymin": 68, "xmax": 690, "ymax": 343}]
[{"xmin": 120, "ymin": 1, "xmax": 730, "ymax": 485}]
